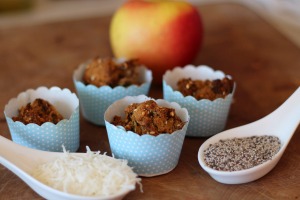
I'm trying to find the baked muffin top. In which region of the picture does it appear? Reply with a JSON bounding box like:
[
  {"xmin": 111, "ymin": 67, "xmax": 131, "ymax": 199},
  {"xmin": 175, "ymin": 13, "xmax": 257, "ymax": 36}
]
[
  {"xmin": 83, "ymin": 58, "xmax": 141, "ymax": 87},
  {"xmin": 111, "ymin": 100, "xmax": 185, "ymax": 136},
  {"xmin": 177, "ymin": 77, "xmax": 234, "ymax": 100},
  {"xmin": 12, "ymin": 98, "xmax": 64, "ymax": 125}
]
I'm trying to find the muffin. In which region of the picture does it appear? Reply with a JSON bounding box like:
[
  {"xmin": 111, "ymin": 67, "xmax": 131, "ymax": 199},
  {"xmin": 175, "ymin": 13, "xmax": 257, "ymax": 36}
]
[
  {"xmin": 163, "ymin": 65, "xmax": 235, "ymax": 137},
  {"xmin": 111, "ymin": 100, "xmax": 185, "ymax": 136},
  {"xmin": 73, "ymin": 57, "xmax": 152, "ymax": 126},
  {"xmin": 4, "ymin": 86, "xmax": 80, "ymax": 152},
  {"xmin": 177, "ymin": 77, "xmax": 234, "ymax": 101},
  {"xmin": 83, "ymin": 58, "xmax": 141, "ymax": 87},
  {"xmin": 12, "ymin": 98, "xmax": 64, "ymax": 125},
  {"xmin": 104, "ymin": 95, "xmax": 189, "ymax": 177}
]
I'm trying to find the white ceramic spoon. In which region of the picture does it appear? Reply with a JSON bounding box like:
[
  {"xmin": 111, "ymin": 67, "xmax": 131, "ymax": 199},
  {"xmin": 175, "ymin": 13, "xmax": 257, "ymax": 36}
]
[
  {"xmin": 198, "ymin": 87, "xmax": 300, "ymax": 184},
  {"xmin": 0, "ymin": 136, "xmax": 133, "ymax": 200}
]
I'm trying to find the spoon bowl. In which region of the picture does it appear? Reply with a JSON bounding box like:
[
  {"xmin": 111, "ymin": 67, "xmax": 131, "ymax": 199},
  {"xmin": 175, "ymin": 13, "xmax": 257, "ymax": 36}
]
[
  {"xmin": 198, "ymin": 87, "xmax": 300, "ymax": 184},
  {"xmin": 0, "ymin": 136, "xmax": 136, "ymax": 200}
]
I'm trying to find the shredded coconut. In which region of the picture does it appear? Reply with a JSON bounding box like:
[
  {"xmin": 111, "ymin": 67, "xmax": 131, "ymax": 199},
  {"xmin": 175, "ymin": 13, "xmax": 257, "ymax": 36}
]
[{"xmin": 32, "ymin": 146, "xmax": 142, "ymax": 197}]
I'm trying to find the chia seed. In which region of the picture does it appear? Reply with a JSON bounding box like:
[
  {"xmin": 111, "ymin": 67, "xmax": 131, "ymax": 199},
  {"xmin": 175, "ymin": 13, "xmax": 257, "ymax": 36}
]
[{"xmin": 203, "ymin": 135, "xmax": 281, "ymax": 171}]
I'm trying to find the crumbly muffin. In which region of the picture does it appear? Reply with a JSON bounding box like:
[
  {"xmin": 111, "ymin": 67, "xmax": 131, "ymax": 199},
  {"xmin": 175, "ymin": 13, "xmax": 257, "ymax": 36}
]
[
  {"xmin": 12, "ymin": 98, "xmax": 64, "ymax": 125},
  {"xmin": 112, "ymin": 100, "xmax": 185, "ymax": 136},
  {"xmin": 177, "ymin": 77, "xmax": 234, "ymax": 100},
  {"xmin": 83, "ymin": 57, "xmax": 141, "ymax": 87}
]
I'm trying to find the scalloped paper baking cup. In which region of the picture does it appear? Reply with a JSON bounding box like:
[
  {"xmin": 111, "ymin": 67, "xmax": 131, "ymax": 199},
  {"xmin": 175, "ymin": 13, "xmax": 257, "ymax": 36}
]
[
  {"xmin": 4, "ymin": 87, "xmax": 80, "ymax": 152},
  {"xmin": 163, "ymin": 65, "xmax": 235, "ymax": 137},
  {"xmin": 73, "ymin": 59, "xmax": 152, "ymax": 126},
  {"xmin": 104, "ymin": 95, "xmax": 189, "ymax": 177}
]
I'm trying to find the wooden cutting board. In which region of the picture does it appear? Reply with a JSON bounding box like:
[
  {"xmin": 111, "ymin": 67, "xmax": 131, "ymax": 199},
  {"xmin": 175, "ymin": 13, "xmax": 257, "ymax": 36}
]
[{"xmin": 0, "ymin": 3, "xmax": 300, "ymax": 199}]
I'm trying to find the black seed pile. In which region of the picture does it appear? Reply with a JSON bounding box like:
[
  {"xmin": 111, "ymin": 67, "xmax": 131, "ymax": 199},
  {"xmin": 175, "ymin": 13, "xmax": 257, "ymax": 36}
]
[{"xmin": 203, "ymin": 135, "xmax": 281, "ymax": 171}]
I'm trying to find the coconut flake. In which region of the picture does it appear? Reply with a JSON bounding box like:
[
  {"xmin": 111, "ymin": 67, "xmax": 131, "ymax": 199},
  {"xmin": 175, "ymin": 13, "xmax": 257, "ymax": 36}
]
[{"xmin": 32, "ymin": 146, "xmax": 142, "ymax": 197}]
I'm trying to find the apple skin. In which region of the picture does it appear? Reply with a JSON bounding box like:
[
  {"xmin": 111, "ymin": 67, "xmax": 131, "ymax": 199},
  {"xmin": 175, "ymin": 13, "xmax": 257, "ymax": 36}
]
[{"xmin": 109, "ymin": 0, "xmax": 203, "ymax": 84}]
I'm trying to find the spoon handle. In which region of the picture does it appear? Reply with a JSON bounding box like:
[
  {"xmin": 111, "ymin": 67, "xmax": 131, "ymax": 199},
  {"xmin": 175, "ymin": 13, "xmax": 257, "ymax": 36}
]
[
  {"xmin": 0, "ymin": 136, "xmax": 16, "ymax": 158},
  {"xmin": 262, "ymin": 87, "xmax": 300, "ymax": 140},
  {"xmin": 0, "ymin": 136, "xmax": 33, "ymax": 171},
  {"xmin": 0, "ymin": 136, "xmax": 31, "ymax": 159}
]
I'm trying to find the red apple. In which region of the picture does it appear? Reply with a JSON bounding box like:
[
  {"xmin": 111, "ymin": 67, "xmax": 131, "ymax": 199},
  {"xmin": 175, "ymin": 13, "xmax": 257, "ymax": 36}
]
[{"xmin": 109, "ymin": 0, "xmax": 203, "ymax": 84}]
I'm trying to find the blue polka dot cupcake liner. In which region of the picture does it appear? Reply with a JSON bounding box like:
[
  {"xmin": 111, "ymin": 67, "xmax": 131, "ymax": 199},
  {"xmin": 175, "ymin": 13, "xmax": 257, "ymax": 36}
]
[
  {"xmin": 73, "ymin": 58, "xmax": 152, "ymax": 126},
  {"xmin": 104, "ymin": 95, "xmax": 190, "ymax": 177},
  {"xmin": 163, "ymin": 65, "xmax": 236, "ymax": 137},
  {"xmin": 4, "ymin": 86, "xmax": 80, "ymax": 152}
]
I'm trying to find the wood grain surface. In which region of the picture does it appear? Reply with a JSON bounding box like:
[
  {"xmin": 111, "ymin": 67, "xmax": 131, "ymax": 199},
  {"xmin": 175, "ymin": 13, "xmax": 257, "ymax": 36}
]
[{"xmin": 1, "ymin": 3, "xmax": 300, "ymax": 200}]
